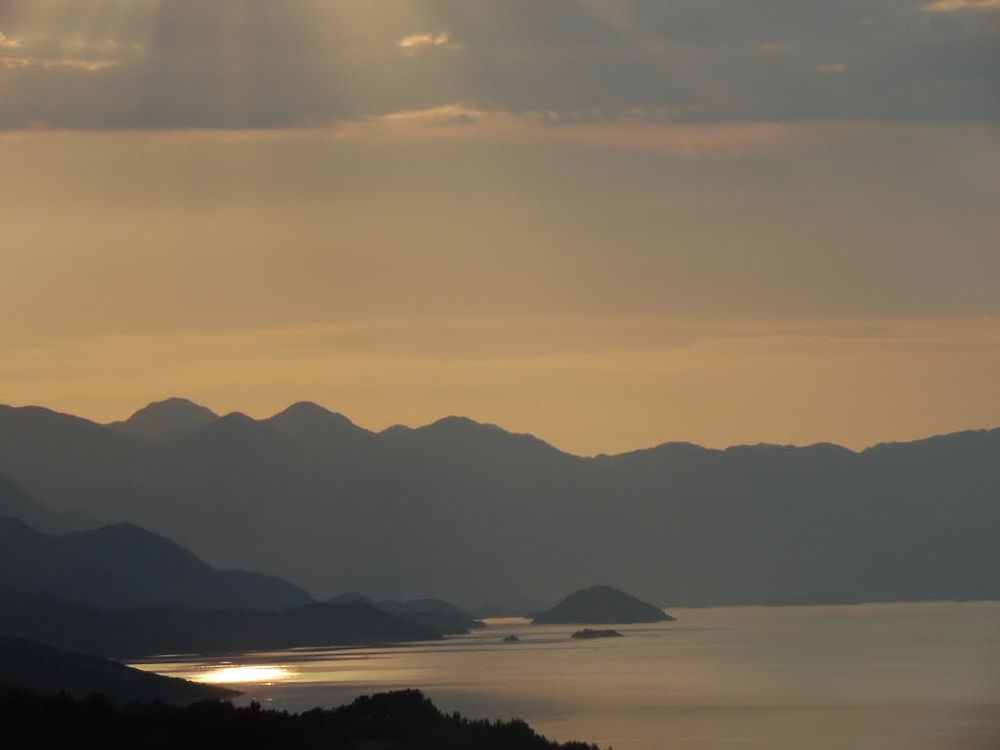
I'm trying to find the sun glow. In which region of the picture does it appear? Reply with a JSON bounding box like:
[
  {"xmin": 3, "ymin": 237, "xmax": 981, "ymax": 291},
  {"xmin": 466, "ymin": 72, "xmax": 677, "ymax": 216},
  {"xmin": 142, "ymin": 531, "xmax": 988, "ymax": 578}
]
[{"xmin": 195, "ymin": 665, "xmax": 296, "ymax": 685}]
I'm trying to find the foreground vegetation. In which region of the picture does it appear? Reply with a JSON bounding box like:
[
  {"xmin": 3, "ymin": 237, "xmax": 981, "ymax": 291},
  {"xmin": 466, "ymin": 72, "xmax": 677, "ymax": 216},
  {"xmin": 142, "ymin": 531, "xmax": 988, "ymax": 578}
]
[{"xmin": 0, "ymin": 688, "xmax": 602, "ymax": 750}]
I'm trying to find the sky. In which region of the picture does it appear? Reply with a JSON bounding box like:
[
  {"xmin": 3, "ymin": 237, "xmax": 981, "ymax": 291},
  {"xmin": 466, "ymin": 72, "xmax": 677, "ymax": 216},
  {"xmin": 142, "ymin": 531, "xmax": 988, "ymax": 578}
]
[{"xmin": 1, "ymin": 0, "xmax": 998, "ymax": 455}]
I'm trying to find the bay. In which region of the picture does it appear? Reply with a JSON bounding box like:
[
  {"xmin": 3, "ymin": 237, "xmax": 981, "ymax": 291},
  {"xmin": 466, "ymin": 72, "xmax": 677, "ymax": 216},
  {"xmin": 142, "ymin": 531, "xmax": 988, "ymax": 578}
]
[{"xmin": 132, "ymin": 601, "xmax": 1000, "ymax": 750}]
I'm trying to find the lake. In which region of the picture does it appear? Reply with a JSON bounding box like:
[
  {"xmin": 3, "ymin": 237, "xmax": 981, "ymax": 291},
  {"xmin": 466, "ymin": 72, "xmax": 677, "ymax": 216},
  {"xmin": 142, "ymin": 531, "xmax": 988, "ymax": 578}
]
[{"xmin": 132, "ymin": 601, "xmax": 1000, "ymax": 750}]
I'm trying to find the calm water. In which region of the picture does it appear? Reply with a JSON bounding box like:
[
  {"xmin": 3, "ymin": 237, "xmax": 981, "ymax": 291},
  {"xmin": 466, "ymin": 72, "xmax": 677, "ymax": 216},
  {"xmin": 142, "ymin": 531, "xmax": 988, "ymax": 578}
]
[{"xmin": 133, "ymin": 602, "xmax": 1000, "ymax": 750}]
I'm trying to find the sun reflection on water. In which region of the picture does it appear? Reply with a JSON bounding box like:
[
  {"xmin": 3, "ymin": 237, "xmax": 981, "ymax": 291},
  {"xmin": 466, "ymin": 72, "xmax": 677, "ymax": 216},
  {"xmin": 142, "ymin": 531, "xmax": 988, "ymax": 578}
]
[{"xmin": 194, "ymin": 665, "xmax": 296, "ymax": 685}]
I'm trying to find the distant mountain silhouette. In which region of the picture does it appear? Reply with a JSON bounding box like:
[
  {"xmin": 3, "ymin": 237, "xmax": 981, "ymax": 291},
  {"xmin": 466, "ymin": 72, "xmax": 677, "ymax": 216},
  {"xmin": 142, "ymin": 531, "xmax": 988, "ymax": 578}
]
[
  {"xmin": 328, "ymin": 594, "xmax": 484, "ymax": 634},
  {"xmin": 534, "ymin": 585, "xmax": 673, "ymax": 624},
  {"xmin": 109, "ymin": 398, "xmax": 218, "ymax": 440},
  {"xmin": 327, "ymin": 591, "xmax": 375, "ymax": 606},
  {"xmin": 476, "ymin": 597, "xmax": 551, "ymax": 618},
  {"xmin": 0, "ymin": 405, "xmax": 130, "ymax": 519},
  {"xmin": 0, "ymin": 474, "xmax": 56, "ymax": 531},
  {"xmin": 379, "ymin": 416, "xmax": 566, "ymax": 470},
  {"xmin": 378, "ymin": 597, "xmax": 477, "ymax": 620},
  {"xmin": 0, "ymin": 636, "xmax": 235, "ymax": 704},
  {"xmin": 266, "ymin": 402, "xmax": 375, "ymax": 458},
  {"xmin": 0, "ymin": 518, "xmax": 311, "ymax": 611},
  {"xmin": 1, "ymin": 400, "xmax": 999, "ymax": 607},
  {"xmin": 0, "ymin": 593, "xmax": 438, "ymax": 659}
]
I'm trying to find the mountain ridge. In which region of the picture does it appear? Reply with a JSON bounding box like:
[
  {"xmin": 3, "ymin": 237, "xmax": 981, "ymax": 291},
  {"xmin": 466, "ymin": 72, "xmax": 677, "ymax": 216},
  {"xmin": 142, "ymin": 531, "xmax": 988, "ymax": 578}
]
[
  {"xmin": 109, "ymin": 398, "xmax": 218, "ymax": 441},
  {"xmin": 0, "ymin": 473, "xmax": 58, "ymax": 531},
  {"xmin": 0, "ymin": 516, "xmax": 312, "ymax": 611},
  {"xmin": 0, "ymin": 593, "xmax": 439, "ymax": 659},
  {"xmin": 6, "ymin": 398, "xmax": 997, "ymax": 458},
  {"xmin": 1, "ymin": 399, "xmax": 998, "ymax": 607}
]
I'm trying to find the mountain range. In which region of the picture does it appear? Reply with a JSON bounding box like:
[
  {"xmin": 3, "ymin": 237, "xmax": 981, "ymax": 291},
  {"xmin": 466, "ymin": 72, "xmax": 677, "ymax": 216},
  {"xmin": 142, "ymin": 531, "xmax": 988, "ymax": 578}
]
[
  {"xmin": 0, "ymin": 593, "xmax": 437, "ymax": 659},
  {"xmin": 328, "ymin": 593, "xmax": 484, "ymax": 634},
  {"xmin": 0, "ymin": 516, "xmax": 311, "ymax": 611},
  {"xmin": 1, "ymin": 399, "xmax": 998, "ymax": 607}
]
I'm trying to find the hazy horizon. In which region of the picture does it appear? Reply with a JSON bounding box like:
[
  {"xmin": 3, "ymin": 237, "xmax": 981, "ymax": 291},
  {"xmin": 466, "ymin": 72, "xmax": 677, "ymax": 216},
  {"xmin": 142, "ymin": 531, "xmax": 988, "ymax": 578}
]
[{"xmin": 2, "ymin": 1, "xmax": 999, "ymax": 456}]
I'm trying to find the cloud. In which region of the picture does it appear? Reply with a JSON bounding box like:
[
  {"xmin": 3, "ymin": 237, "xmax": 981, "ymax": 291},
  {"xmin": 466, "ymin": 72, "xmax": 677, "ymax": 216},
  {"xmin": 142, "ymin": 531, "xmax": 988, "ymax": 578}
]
[
  {"xmin": 0, "ymin": 56, "xmax": 119, "ymax": 72},
  {"xmin": 0, "ymin": 32, "xmax": 22, "ymax": 49},
  {"xmin": 0, "ymin": 0, "xmax": 997, "ymax": 130},
  {"xmin": 818, "ymin": 63, "xmax": 850, "ymax": 75},
  {"xmin": 0, "ymin": 30, "xmax": 140, "ymax": 77},
  {"xmin": 924, "ymin": 0, "xmax": 1000, "ymax": 11},
  {"xmin": 373, "ymin": 103, "xmax": 490, "ymax": 126},
  {"xmin": 330, "ymin": 103, "xmax": 863, "ymax": 160},
  {"xmin": 398, "ymin": 31, "xmax": 462, "ymax": 55}
]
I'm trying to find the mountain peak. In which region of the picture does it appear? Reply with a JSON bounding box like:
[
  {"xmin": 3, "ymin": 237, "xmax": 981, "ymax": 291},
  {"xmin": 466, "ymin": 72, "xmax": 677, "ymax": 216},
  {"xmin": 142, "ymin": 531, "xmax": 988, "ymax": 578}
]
[
  {"xmin": 196, "ymin": 411, "xmax": 263, "ymax": 438},
  {"xmin": 111, "ymin": 398, "xmax": 218, "ymax": 440},
  {"xmin": 413, "ymin": 416, "xmax": 566, "ymax": 458},
  {"xmin": 218, "ymin": 411, "xmax": 255, "ymax": 424},
  {"xmin": 380, "ymin": 416, "xmax": 498, "ymax": 438},
  {"xmin": 429, "ymin": 415, "xmax": 483, "ymax": 430},
  {"xmin": 264, "ymin": 403, "xmax": 371, "ymax": 454},
  {"xmin": 270, "ymin": 402, "xmax": 358, "ymax": 428}
]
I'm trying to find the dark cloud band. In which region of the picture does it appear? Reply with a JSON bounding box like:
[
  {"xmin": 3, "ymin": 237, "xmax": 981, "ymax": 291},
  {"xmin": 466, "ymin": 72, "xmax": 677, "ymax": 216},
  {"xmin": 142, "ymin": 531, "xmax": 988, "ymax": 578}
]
[{"xmin": 0, "ymin": 0, "xmax": 997, "ymax": 129}]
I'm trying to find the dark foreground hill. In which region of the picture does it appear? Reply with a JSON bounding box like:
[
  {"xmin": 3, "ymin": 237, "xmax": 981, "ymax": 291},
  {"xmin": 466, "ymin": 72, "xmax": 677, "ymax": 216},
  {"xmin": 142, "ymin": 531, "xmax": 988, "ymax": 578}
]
[
  {"xmin": 0, "ymin": 636, "xmax": 234, "ymax": 705},
  {"xmin": 0, "ymin": 594, "xmax": 438, "ymax": 660},
  {"xmin": 534, "ymin": 585, "xmax": 673, "ymax": 624},
  {"xmin": 0, "ymin": 688, "xmax": 598, "ymax": 750},
  {"xmin": 2, "ymin": 400, "xmax": 999, "ymax": 606},
  {"xmin": 0, "ymin": 517, "xmax": 311, "ymax": 611}
]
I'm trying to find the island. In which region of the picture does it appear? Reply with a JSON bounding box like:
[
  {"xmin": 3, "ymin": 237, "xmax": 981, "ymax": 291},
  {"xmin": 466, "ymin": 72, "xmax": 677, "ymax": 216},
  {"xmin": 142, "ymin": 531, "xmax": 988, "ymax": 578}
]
[
  {"xmin": 533, "ymin": 585, "xmax": 675, "ymax": 624},
  {"xmin": 572, "ymin": 628, "xmax": 623, "ymax": 639}
]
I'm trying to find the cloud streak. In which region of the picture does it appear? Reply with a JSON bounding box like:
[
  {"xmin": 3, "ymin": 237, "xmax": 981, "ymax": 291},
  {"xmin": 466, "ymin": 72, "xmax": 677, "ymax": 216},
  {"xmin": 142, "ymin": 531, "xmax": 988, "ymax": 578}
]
[
  {"xmin": 924, "ymin": 0, "xmax": 1000, "ymax": 11},
  {"xmin": 0, "ymin": 28, "xmax": 140, "ymax": 79},
  {"xmin": 818, "ymin": 63, "xmax": 850, "ymax": 75},
  {"xmin": 329, "ymin": 104, "xmax": 864, "ymax": 160},
  {"xmin": 398, "ymin": 31, "xmax": 462, "ymax": 55},
  {"xmin": 0, "ymin": 56, "xmax": 119, "ymax": 72}
]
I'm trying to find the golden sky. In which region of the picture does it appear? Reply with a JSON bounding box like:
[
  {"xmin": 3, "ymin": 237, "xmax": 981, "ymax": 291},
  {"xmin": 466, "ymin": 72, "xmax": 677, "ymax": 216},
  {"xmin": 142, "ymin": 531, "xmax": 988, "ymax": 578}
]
[{"xmin": 1, "ymin": 1, "xmax": 998, "ymax": 454}]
